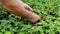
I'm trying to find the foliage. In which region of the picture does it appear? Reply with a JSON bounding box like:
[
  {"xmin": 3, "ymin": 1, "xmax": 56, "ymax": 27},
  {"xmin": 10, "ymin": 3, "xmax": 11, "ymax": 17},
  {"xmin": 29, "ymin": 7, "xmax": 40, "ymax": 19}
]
[{"xmin": 0, "ymin": 0, "xmax": 60, "ymax": 34}]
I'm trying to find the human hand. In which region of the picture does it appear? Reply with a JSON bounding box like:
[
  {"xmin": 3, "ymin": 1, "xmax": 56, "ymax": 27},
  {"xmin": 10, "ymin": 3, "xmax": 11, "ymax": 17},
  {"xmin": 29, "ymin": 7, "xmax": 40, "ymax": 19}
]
[{"xmin": 1, "ymin": 0, "xmax": 40, "ymax": 23}]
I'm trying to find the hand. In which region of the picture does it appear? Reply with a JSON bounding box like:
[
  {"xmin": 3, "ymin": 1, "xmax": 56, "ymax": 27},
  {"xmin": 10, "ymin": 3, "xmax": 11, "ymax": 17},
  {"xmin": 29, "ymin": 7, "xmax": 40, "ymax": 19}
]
[{"xmin": 1, "ymin": 0, "xmax": 40, "ymax": 23}]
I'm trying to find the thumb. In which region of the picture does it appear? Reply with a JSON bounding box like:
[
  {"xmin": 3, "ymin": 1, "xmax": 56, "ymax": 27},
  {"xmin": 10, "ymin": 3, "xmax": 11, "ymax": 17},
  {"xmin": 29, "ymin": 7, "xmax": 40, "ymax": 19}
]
[{"xmin": 24, "ymin": 4, "xmax": 32, "ymax": 12}]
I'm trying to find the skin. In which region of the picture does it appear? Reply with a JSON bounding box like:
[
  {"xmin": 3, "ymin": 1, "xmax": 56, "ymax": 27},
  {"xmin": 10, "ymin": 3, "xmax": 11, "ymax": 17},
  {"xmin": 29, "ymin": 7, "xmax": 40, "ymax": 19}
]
[{"xmin": 0, "ymin": 0, "xmax": 40, "ymax": 23}]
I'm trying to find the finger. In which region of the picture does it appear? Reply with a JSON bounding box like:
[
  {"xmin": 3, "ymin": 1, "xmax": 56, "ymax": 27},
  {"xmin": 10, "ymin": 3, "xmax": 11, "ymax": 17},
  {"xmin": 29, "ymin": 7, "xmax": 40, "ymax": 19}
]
[
  {"xmin": 3, "ymin": 4, "xmax": 23, "ymax": 16},
  {"xmin": 24, "ymin": 4, "xmax": 32, "ymax": 12},
  {"xmin": 3, "ymin": 4, "xmax": 13, "ymax": 11}
]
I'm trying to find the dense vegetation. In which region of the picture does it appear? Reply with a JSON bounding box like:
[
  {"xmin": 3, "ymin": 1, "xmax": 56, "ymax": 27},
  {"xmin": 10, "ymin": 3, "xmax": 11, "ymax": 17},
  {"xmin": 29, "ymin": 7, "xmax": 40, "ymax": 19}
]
[{"xmin": 0, "ymin": 0, "xmax": 60, "ymax": 34}]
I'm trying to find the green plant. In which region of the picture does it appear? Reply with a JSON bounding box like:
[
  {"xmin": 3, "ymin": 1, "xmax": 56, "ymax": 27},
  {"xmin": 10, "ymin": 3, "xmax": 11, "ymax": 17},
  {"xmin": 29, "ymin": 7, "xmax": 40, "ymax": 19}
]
[{"xmin": 0, "ymin": 0, "xmax": 60, "ymax": 34}]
